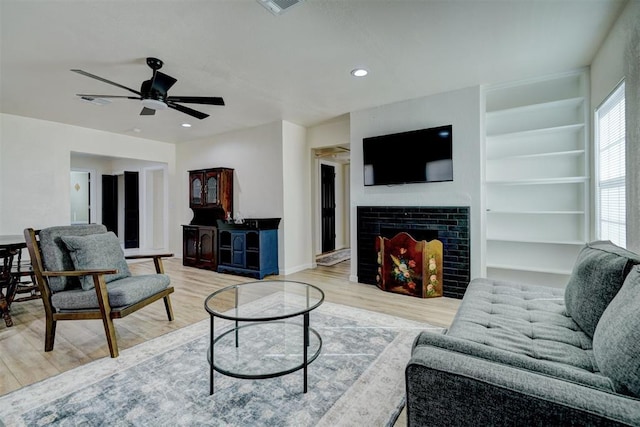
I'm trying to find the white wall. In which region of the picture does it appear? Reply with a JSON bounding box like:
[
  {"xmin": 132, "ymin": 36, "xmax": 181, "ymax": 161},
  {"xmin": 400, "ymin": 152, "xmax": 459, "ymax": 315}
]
[
  {"xmin": 350, "ymin": 86, "xmax": 483, "ymax": 282},
  {"xmin": 176, "ymin": 121, "xmax": 286, "ymax": 267},
  {"xmin": 282, "ymin": 121, "xmax": 312, "ymax": 274},
  {"xmin": 590, "ymin": 1, "xmax": 640, "ymax": 253},
  {"xmin": 308, "ymin": 115, "xmax": 350, "ymax": 148},
  {"xmin": 0, "ymin": 114, "xmax": 175, "ymax": 241}
]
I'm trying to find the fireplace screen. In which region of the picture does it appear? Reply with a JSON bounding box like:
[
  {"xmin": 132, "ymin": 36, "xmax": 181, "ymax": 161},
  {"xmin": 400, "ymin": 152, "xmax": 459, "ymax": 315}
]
[{"xmin": 375, "ymin": 232, "xmax": 443, "ymax": 298}]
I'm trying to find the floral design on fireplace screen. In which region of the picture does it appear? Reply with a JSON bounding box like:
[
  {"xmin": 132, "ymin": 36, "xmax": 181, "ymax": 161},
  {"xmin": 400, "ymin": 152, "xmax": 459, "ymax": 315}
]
[{"xmin": 375, "ymin": 232, "xmax": 443, "ymax": 298}]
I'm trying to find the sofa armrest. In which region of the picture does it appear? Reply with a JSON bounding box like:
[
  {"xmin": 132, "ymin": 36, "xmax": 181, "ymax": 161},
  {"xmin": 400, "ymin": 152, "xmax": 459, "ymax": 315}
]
[{"xmin": 406, "ymin": 343, "xmax": 640, "ymax": 426}]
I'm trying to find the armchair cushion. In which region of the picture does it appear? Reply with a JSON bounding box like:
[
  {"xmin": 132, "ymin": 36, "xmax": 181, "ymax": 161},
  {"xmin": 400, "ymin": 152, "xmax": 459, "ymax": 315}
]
[
  {"xmin": 593, "ymin": 266, "xmax": 640, "ymax": 396},
  {"xmin": 51, "ymin": 274, "xmax": 170, "ymax": 310},
  {"xmin": 61, "ymin": 232, "xmax": 131, "ymax": 291},
  {"xmin": 564, "ymin": 240, "xmax": 640, "ymax": 338},
  {"xmin": 39, "ymin": 224, "xmax": 108, "ymax": 292}
]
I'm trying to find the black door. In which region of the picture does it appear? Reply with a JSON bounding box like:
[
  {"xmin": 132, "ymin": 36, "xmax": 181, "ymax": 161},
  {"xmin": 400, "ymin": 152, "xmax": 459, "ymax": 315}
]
[
  {"xmin": 321, "ymin": 164, "xmax": 336, "ymax": 253},
  {"xmin": 124, "ymin": 171, "xmax": 139, "ymax": 249},
  {"xmin": 102, "ymin": 175, "xmax": 118, "ymax": 233}
]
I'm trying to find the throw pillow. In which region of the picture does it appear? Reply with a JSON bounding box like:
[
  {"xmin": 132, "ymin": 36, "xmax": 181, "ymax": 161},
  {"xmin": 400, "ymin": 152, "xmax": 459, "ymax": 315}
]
[
  {"xmin": 39, "ymin": 224, "xmax": 109, "ymax": 292},
  {"xmin": 564, "ymin": 241, "xmax": 640, "ymax": 338},
  {"xmin": 61, "ymin": 232, "xmax": 131, "ymax": 291},
  {"xmin": 593, "ymin": 266, "xmax": 640, "ymax": 397}
]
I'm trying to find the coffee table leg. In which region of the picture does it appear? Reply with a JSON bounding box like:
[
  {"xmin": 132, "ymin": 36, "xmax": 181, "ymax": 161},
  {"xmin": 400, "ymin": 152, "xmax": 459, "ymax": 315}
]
[
  {"xmin": 210, "ymin": 315, "xmax": 215, "ymax": 395},
  {"xmin": 303, "ymin": 312, "xmax": 309, "ymax": 393},
  {"xmin": 235, "ymin": 287, "xmax": 239, "ymax": 348}
]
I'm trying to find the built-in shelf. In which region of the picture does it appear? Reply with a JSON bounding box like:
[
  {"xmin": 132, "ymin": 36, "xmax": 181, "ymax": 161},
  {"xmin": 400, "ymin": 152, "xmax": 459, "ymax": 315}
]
[
  {"xmin": 486, "ymin": 237, "xmax": 586, "ymax": 245},
  {"xmin": 486, "ymin": 123, "xmax": 585, "ymax": 140},
  {"xmin": 487, "ymin": 210, "xmax": 585, "ymax": 215},
  {"xmin": 487, "ymin": 149, "xmax": 585, "ymax": 162},
  {"xmin": 486, "ymin": 176, "xmax": 588, "ymax": 185},
  {"xmin": 486, "ymin": 263, "xmax": 573, "ymax": 276},
  {"xmin": 483, "ymin": 70, "xmax": 589, "ymax": 284},
  {"xmin": 486, "ymin": 96, "xmax": 585, "ymax": 117}
]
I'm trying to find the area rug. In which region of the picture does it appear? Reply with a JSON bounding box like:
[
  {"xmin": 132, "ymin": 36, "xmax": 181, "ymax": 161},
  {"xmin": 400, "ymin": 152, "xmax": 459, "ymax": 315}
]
[
  {"xmin": 0, "ymin": 294, "xmax": 443, "ymax": 427},
  {"xmin": 315, "ymin": 248, "xmax": 351, "ymax": 266}
]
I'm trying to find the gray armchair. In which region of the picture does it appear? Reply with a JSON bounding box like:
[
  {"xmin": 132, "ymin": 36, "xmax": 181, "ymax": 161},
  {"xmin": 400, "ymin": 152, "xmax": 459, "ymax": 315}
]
[{"xmin": 24, "ymin": 224, "xmax": 174, "ymax": 358}]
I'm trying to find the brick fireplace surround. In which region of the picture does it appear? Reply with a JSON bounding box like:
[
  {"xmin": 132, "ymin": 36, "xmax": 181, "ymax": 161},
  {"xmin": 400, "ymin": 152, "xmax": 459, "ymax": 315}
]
[{"xmin": 357, "ymin": 206, "xmax": 470, "ymax": 299}]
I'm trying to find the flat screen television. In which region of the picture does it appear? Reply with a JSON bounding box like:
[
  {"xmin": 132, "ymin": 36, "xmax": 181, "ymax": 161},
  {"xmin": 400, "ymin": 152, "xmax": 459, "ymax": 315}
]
[{"xmin": 363, "ymin": 124, "xmax": 453, "ymax": 186}]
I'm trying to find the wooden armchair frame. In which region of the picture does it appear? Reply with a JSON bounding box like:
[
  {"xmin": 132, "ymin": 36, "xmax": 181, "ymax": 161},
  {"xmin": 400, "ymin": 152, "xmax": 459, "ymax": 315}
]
[{"xmin": 24, "ymin": 228, "xmax": 175, "ymax": 358}]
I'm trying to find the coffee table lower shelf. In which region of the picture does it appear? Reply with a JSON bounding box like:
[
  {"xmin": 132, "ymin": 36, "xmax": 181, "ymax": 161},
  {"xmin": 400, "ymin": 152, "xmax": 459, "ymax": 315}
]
[{"xmin": 208, "ymin": 320, "xmax": 322, "ymax": 395}]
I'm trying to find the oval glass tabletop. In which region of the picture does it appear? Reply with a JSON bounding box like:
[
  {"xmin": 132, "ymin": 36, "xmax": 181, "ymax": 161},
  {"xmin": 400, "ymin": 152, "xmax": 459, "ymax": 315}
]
[{"xmin": 204, "ymin": 280, "xmax": 325, "ymax": 322}]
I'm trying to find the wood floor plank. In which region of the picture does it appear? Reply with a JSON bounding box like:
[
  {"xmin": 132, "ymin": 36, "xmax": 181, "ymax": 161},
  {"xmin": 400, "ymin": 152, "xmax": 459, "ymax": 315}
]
[{"xmin": 0, "ymin": 257, "xmax": 461, "ymax": 418}]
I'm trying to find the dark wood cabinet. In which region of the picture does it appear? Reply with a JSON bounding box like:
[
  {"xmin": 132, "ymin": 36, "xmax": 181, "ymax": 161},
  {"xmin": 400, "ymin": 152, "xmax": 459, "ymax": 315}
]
[
  {"xmin": 183, "ymin": 225, "xmax": 217, "ymax": 269},
  {"xmin": 183, "ymin": 167, "xmax": 234, "ymax": 270},
  {"xmin": 217, "ymin": 219, "xmax": 280, "ymax": 279},
  {"xmin": 189, "ymin": 168, "xmax": 233, "ymax": 214}
]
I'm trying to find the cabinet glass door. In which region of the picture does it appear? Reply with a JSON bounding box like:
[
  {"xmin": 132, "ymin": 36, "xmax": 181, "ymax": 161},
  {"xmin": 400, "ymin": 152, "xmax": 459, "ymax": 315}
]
[
  {"xmin": 191, "ymin": 176, "xmax": 202, "ymax": 205},
  {"xmin": 206, "ymin": 174, "xmax": 218, "ymax": 205}
]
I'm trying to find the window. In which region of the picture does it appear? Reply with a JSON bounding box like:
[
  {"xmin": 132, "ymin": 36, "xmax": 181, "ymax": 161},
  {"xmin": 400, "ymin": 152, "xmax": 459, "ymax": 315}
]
[{"xmin": 595, "ymin": 81, "xmax": 626, "ymax": 247}]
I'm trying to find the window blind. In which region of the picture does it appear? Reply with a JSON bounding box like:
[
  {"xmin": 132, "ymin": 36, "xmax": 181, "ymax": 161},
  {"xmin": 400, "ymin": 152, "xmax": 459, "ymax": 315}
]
[{"xmin": 596, "ymin": 82, "xmax": 625, "ymax": 247}]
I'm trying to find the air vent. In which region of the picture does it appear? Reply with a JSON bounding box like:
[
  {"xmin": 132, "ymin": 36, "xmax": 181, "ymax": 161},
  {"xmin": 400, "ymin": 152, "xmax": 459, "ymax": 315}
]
[{"xmin": 257, "ymin": 0, "xmax": 305, "ymax": 15}]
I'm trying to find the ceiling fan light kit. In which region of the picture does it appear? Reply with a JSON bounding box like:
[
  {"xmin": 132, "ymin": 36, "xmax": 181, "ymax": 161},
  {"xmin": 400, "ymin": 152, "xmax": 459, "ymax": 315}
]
[
  {"xmin": 257, "ymin": 0, "xmax": 305, "ymax": 16},
  {"xmin": 80, "ymin": 96, "xmax": 111, "ymax": 106},
  {"xmin": 141, "ymin": 99, "xmax": 168, "ymax": 110},
  {"xmin": 71, "ymin": 57, "xmax": 224, "ymax": 120}
]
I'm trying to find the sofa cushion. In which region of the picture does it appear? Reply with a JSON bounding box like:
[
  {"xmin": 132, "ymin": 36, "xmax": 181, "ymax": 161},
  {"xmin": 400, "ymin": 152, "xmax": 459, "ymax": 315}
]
[
  {"xmin": 593, "ymin": 266, "xmax": 640, "ymax": 397},
  {"xmin": 61, "ymin": 232, "xmax": 131, "ymax": 290},
  {"xmin": 51, "ymin": 274, "xmax": 170, "ymax": 310},
  {"xmin": 564, "ymin": 241, "xmax": 640, "ymax": 338},
  {"xmin": 448, "ymin": 278, "xmax": 598, "ymax": 373},
  {"xmin": 39, "ymin": 224, "xmax": 108, "ymax": 292}
]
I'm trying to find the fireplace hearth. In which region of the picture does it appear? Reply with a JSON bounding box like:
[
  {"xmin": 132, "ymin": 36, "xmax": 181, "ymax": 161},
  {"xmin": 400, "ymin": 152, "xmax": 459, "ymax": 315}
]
[{"xmin": 357, "ymin": 206, "xmax": 470, "ymax": 299}]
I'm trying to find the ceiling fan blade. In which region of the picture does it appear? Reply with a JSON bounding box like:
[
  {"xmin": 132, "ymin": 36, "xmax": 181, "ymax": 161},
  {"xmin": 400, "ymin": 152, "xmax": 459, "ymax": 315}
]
[
  {"xmin": 167, "ymin": 102, "xmax": 209, "ymax": 120},
  {"xmin": 71, "ymin": 69, "xmax": 141, "ymax": 96},
  {"xmin": 166, "ymin": 96, "xmax": 225, "ymax": 106},
  {"xmin": 140, "ymin": 107, "xmax": 156, "ymax": 116},
  {"xmin": 76, "ymin": 94, "xmax": 141, "ymax": 99},
  {"xmin": 151, "ymin": 71, "xmax": 177, "ymax": 94}
]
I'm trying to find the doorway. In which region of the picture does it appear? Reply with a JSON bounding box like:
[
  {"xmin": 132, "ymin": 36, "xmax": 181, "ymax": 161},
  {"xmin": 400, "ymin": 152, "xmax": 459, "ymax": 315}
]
[
  {"xmin": 70, "ymin": 170, "xmax": 91, "ymax": 224},
  {"xmin": 321, "ymin": 164, "xmax": 336, "ymax": 253},
  {"xmin": 102, "ymin": 171, "xmax": 139, "ymax": 249}
]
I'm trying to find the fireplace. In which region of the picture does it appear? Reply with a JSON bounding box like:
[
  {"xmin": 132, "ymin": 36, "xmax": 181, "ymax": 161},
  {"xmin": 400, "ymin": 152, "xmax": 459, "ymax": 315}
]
[{"xmin": 357, "ymin": 206, "xmax": 470, "ymax": 299}]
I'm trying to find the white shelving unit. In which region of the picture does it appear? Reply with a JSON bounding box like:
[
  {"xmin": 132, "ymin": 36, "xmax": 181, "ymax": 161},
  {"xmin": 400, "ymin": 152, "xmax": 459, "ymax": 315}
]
[{"xmin": 484, "ymin": 70, "xmax": 590, "ymax": 287}]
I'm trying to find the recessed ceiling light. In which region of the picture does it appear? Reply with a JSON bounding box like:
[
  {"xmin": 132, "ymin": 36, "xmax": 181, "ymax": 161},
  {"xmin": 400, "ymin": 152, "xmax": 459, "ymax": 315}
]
[
  {"xmin": 181, "ymin": 123, "xmax": 192, "ymax": 128},
  {"xmin": 351, "ymin": 68, "xmax": 369, "ymax": 77}
]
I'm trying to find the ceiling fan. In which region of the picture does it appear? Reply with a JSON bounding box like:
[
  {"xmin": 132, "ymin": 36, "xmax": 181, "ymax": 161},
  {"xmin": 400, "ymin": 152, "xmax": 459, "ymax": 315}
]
[{"xmin": 71, "ymin": 57, "xmax": 224, "ymax": 120}]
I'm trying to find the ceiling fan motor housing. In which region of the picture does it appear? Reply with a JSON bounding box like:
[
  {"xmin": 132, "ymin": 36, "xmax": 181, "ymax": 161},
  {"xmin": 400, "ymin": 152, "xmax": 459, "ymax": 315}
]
[{"xmin": 141, "ymin": 79, "xmax": 166, "ymax": 100}]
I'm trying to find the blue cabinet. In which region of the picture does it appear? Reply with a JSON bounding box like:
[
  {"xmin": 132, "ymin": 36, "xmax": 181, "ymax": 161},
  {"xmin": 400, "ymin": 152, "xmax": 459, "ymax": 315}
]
[{"xmin": 217, "ymin": 219, "xmax": 280, "ymax": 279}]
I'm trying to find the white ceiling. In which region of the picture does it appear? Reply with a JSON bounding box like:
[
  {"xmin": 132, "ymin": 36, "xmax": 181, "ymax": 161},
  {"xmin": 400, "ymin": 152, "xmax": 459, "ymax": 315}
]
[{"xmin": 0, "ymin": 0, "xmax": 627, "ymax": 144}]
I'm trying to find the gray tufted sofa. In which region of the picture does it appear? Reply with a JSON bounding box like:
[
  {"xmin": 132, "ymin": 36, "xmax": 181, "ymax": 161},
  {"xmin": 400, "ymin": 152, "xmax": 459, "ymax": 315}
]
[{"xmin": 406, "ymin": 241, "xmax": 640, "ymax": 426}]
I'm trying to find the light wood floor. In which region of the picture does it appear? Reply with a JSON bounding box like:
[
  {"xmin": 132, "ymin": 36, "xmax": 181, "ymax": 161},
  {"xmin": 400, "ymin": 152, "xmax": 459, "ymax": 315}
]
[{"xmin": 0, "ymin": 258, "xmax": 460, "ymax": 417}]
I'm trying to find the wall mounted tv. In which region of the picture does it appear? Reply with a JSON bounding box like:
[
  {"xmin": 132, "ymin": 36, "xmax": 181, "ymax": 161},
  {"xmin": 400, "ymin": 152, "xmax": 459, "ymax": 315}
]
[{"xmin": 363, "ymin": 124, "xmax": 453, "ymax": 186}]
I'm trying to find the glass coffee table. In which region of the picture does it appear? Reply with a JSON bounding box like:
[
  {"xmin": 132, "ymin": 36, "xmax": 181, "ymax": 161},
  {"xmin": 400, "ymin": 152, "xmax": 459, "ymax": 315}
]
[{"xmin": 204, "ymin": 280, "xmax": 324, "ymax": 395}]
